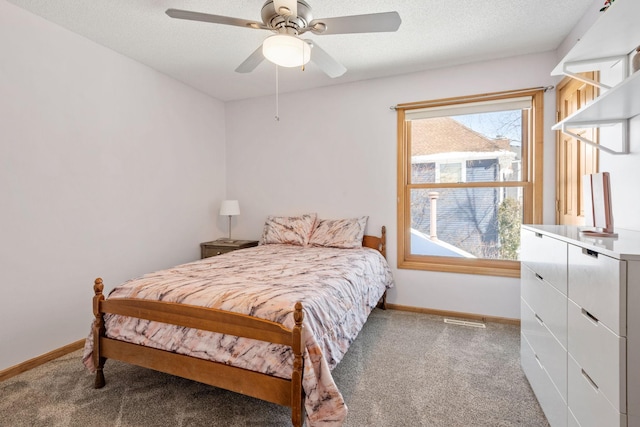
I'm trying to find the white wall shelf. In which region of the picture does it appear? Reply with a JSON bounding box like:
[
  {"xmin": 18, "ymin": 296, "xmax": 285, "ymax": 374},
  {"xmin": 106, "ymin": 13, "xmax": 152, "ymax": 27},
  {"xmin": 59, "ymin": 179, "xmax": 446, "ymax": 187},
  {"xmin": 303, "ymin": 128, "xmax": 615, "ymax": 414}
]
[
  {"xmin": 552, "ymin": 0, "xmax": 640, "ymax": 155},
  {"xmin": 552, "ymin": 72, "xmax": 640, "ymax": 125},
  {"xmin": 552, "ymin": 1, "xmax": 640, "ymax": 76}
]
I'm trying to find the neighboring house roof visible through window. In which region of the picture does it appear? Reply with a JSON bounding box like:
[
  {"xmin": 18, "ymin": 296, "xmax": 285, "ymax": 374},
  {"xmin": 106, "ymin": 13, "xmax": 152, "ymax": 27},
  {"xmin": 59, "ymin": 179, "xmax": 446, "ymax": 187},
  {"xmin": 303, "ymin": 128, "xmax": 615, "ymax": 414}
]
[{"xmin": 410, "ymin": 117, "xmax": 512, "ymax": 156}]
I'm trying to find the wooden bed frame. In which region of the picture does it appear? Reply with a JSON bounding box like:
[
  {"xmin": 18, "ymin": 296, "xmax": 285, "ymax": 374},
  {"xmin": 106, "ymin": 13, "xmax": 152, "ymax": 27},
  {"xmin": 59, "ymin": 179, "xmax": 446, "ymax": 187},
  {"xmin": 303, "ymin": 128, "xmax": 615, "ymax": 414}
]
[{"xmin": 91, "ymin": 226, "xmax": 386, "ymax": 427}]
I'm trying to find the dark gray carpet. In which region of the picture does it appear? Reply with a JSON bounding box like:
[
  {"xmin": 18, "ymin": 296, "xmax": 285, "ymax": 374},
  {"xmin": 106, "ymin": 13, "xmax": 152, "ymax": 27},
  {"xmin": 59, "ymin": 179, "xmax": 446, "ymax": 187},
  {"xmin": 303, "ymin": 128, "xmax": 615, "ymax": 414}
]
[{"xmin": 0, "ymin": 309, "xmax": 549, "ymax": 426}]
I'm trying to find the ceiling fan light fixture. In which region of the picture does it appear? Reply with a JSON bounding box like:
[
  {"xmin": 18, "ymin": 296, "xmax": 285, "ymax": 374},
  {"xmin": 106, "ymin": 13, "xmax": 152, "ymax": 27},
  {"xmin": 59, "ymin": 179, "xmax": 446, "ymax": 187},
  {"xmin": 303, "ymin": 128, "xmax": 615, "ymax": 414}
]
[{"xmin": 262, "ymin": 34, "xmax": 311, "ymax": 68}]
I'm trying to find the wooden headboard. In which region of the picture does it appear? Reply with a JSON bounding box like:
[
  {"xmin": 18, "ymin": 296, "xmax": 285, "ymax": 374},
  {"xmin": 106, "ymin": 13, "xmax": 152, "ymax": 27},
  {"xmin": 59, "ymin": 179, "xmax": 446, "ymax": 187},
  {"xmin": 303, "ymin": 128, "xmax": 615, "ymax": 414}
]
[{"xmin": 362, "ymin": 226, "xmax": 386, "ymax": 259}]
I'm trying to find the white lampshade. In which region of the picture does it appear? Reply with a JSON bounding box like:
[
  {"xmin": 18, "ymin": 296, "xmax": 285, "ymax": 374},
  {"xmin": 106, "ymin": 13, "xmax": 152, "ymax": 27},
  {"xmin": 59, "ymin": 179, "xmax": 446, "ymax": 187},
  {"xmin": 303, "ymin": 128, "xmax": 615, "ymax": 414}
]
[
  {"xmin": 262, "ymin": 34, "xmax": 311, "ymax": 68},
  {"xmin": 219, "ymin": 200, "xmax": 240, "ymax": 216}
]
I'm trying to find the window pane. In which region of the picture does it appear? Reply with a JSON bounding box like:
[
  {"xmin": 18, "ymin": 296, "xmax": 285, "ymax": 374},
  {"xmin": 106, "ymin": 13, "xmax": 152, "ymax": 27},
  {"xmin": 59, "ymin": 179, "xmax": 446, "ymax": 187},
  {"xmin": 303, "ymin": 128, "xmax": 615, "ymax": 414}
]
[
  {"xmin": 440, "ymin": 163, "xmax": 461, "ymax": 183},
  {"xmin": 409, "ymin": 111, "xmax": 522, "ymax": 184},
  {"xmin": 410, "ymin": 187, "xmax": 523, "ymax": 260}
]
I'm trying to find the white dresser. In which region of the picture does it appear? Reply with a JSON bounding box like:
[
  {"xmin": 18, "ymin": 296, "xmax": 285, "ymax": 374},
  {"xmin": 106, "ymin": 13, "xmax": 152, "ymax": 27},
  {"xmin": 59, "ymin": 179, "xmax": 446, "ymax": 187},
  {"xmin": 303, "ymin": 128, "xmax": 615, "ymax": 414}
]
[{"xmin": 520, "ymin": 225, "xmax": 640, "ymax": 427}]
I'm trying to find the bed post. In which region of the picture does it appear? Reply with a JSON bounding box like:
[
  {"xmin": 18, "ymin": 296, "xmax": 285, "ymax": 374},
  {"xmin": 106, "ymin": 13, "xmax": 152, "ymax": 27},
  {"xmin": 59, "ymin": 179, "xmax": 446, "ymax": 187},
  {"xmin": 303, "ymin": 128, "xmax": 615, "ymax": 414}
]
[
  {"xmin": 378, "ymin": 226, "xmax": 388, "ymax": 310},
  {"xmin": 291, "ymin": 302, "xmax": 305, "ymax": 427},
  {"xmin": 92, "ymin": 278, "xmax": 106, "ymax": 389}
]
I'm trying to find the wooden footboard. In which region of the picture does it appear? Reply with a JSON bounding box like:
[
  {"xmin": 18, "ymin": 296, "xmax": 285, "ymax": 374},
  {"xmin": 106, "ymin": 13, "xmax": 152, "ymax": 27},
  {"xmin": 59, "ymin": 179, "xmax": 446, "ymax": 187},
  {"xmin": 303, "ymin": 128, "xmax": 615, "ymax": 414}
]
[{"xmin": 92, "ymin": 278, "xmax": 305, "ymax": 427}]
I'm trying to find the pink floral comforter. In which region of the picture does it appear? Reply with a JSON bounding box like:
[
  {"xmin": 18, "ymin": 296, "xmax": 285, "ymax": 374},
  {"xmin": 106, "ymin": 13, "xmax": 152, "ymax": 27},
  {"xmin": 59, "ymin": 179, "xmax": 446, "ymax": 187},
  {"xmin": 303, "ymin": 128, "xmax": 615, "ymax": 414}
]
[{"xmin": 82, "ymin": 244, "xmax": 394, "ymax": 426}]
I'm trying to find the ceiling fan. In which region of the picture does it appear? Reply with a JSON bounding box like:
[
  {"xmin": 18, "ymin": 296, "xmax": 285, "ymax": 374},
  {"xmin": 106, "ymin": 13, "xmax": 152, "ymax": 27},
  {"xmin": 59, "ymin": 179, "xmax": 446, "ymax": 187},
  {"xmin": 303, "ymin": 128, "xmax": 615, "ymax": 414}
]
[{"xmin": 165, "ymin": 0, "xmax": 401, "ymax": 78}]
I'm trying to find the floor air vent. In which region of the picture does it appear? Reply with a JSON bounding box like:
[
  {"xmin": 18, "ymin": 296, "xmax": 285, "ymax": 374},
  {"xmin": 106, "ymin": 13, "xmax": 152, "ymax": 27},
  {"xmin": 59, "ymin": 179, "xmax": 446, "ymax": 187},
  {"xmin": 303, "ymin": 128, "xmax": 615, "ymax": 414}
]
[{"xmin": 444, "ymin": 318, "xmax": 486, "ymax": 328}]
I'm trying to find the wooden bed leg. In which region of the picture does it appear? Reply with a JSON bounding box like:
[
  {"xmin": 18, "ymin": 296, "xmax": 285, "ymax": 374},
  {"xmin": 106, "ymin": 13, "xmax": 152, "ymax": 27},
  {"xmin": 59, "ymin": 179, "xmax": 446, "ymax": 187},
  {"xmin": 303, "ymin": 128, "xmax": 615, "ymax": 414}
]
[
  {"xmin": 92, "ymin": 278, "xmax": 106, "ymax": 389},
  {"xmin": 377, "ymin": 291, "xmax": 387, "ymax": 310},
  {"xmin": 291, "ymin": 302, "xmax": 305, "ymax": 427}
]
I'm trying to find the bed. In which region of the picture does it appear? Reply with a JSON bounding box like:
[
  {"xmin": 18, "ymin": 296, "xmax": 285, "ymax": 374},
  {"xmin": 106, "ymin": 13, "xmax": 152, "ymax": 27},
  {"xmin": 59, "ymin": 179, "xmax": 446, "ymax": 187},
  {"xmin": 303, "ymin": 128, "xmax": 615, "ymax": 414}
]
[{"xmin": 83, "ymin": 214, "xmax": 394, "ymax": 427}]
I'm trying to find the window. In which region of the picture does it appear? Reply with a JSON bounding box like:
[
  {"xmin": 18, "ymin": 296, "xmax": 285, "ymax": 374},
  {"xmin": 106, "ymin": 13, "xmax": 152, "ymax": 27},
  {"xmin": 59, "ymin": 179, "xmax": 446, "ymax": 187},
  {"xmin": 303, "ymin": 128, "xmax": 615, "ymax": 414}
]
[{"xmin": 396, "ymin": 89, "xmax": 543, "ymax": 277}]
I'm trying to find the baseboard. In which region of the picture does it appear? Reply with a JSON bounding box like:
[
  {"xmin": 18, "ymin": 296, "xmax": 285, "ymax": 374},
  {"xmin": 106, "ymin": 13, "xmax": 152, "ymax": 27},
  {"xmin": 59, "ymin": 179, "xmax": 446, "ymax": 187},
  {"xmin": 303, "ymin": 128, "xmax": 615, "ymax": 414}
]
[
  {"xmin": 386, "ymin": 303, "xmax": 520, "ymax": 326},
  {"xmin": 0, "ymin": 339, "xmax": 84, "ymax": 382}
]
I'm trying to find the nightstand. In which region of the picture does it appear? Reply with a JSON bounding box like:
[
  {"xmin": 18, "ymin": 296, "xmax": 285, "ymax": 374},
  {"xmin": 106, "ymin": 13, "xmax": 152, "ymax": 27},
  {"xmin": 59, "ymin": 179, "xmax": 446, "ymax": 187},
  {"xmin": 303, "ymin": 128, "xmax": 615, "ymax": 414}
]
[{"xmin": 200, "ymin": 239, "xmax": 259, "ymax": 259}]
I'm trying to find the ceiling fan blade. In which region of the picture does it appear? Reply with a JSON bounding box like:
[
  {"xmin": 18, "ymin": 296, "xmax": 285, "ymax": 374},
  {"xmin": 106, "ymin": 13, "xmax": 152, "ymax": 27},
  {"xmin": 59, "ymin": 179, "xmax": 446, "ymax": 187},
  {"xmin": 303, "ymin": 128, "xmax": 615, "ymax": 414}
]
[
  {"xmin": 308, "ymin": 11, "xmax": 401, "ymax": 35},
  {"xmin": 235, "ymin": 46, "xmax": 265, "ymax": 73},
  {"xmin": 166, "ymin": 9, "xmax": 268, "ymax": 30},
  {"xmin": 306, "ymin": 41, "xmax": 346, "ymax": 78},
  {"xmin": 274, "ymin": 0, "xmax": 297, "ymax": 18}
]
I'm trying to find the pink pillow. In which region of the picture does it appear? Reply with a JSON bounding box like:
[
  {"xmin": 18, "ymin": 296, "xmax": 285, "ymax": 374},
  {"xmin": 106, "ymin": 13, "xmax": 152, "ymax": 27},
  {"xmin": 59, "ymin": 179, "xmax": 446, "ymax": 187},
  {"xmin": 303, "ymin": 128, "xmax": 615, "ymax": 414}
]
[
  {"xmin": 309, "ymin": 217, "xmax": 368, "ymax": 249},
  {"xmin": 261, "ymin": 213, "xmax": 318, "ymax": 246}
]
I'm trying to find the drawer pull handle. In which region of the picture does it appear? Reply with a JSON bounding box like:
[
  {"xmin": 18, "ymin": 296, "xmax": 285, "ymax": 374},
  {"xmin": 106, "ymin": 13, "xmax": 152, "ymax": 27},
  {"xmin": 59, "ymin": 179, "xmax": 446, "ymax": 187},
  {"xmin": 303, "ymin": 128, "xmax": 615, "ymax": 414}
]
[
  {"xmin": 534, "ymin": 354, "xmax": 544, "ymax": 369},
  {"xmin": 582, "ymin": 248, "xmax": 599, "ymax": 258},
  {"xmin": 534, "ymin": 313, "xmax": 544, "ymax": 325},
  {"xmin": 581, "ymin": 308, "xmax": 599, "ymax": 324},
  {"xmin": 581, "ymin": 369, "xmax": 599, "ymax": 391},
  {"xmin": 535, "ymin": 232, "xmax": 543, "ymax": 238},
  {"xmin": 535, "ymin": 273, "xmax": 544, "ymax": 282}
]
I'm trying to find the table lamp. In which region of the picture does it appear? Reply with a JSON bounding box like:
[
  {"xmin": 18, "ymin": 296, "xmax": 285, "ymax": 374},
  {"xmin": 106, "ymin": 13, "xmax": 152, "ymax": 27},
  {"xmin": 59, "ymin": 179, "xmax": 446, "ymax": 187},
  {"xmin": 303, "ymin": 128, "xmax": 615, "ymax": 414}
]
[{"xmin": 219, "ymin": 200, "xmax": 240, "ymax": 241}]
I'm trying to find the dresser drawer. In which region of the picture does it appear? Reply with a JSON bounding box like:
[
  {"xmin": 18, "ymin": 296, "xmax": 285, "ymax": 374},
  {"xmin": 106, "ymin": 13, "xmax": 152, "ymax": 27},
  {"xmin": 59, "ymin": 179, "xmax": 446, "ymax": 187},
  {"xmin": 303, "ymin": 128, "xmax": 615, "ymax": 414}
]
[
  {"xmin": 521, "ymin": 228, "xmax": 568, "ymax": 294},
  {"xmin": 200, "ymin": 240, "xmax": 259, "ymax": 259},
  {"xmin": 567, "ymin": 244, "xmax": 626, "ymax": 335},
  {"xmin": 521, "ymin": 333, "xmax": 567, "ymax": 427},
  {"xmin": 521, "ymin": 299, "xmax": 567, "ymax": 401},
  {"xmin": 568, "ymin": 299, "xmax": 626, "ymax": 413},
  {"xmin": 522, "ymin": 265, "xmax": 567, "ymax": 349},
  {"xmin": 568, "ymin": 355, "xmax": 626, "ymax": 427},
  {"xmin": 202, "ymin": 246, "xmax": 236, "ymax": 258}
]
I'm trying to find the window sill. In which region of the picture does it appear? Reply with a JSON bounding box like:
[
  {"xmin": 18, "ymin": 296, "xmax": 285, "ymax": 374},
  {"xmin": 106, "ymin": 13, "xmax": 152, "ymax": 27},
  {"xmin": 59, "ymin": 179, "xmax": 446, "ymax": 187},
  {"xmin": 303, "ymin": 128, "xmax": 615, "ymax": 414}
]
[{"xmin": 398, "ymin": 258, "xmax": 521, "ymax": 278}]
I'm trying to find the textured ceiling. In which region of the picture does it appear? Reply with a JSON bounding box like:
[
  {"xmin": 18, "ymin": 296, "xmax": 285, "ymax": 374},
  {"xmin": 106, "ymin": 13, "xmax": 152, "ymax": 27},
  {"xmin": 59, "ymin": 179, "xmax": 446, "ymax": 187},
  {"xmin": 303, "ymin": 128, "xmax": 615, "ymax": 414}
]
[{"xmin": 7, "ymin": 0, "xmax": 594, "ymax": 101}]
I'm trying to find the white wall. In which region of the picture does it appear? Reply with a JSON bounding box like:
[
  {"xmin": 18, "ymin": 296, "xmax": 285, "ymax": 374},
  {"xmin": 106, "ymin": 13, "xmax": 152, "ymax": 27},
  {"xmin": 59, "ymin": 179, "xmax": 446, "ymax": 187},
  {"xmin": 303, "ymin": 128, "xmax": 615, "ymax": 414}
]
[
  {"xmin": 601, "ymin": 115, "xmax": 640, "ymax": 230},
  {"xmin": 225, "ymin": 52, "xmax": 559, "ymax": 321},
  {"xmin": 0, "ymin": 1, "xmax": 227, "ymax": 371}
]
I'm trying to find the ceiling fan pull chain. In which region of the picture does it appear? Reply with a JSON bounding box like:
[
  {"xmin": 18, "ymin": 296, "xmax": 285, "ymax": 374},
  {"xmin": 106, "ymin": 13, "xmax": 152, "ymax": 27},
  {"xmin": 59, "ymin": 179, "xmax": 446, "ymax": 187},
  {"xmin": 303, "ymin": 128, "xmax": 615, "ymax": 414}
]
[{"xmin": 275, "ymin": 65, "xmax": 280, "ymax": 122}]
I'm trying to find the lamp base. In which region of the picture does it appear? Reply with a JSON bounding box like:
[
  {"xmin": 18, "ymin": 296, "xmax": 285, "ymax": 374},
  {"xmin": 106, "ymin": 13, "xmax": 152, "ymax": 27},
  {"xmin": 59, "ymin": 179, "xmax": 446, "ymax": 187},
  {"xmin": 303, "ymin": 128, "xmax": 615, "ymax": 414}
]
[{"xmin": 216, "ymin": 238, "xmax": 237, "ymax": 244}]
